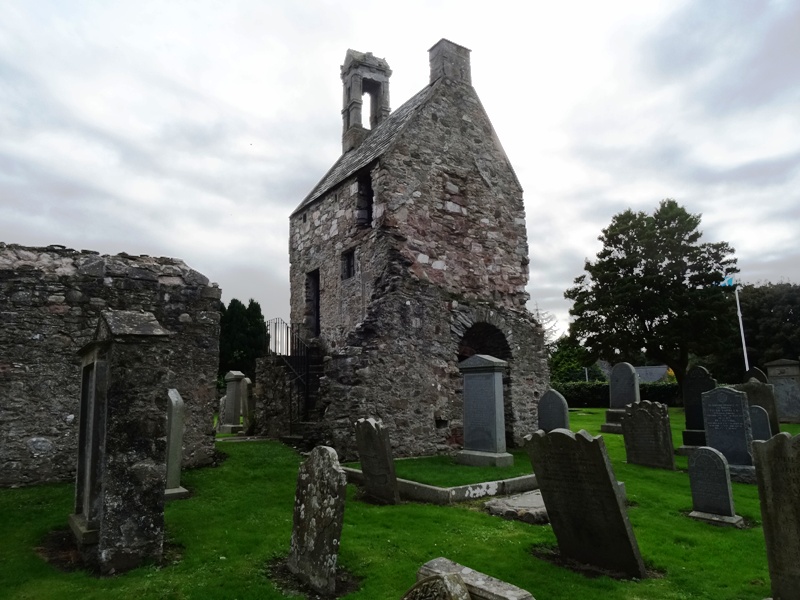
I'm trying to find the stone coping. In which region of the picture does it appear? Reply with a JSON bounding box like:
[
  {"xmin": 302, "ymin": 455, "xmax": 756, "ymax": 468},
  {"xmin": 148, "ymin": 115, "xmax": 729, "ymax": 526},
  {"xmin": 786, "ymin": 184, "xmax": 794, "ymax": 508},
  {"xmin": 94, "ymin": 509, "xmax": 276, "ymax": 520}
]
[{"xmin": 342, "ymin": 467, "xmax": 538, "ymax": 505}]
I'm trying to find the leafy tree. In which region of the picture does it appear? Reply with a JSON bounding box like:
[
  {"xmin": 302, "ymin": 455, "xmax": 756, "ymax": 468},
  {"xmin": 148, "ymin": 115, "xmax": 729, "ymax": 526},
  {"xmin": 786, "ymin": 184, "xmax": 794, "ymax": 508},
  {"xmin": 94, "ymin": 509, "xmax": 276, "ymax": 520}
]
[
  {"xmin": 219, "ymin": 298, "xmax": 269, "ymax": 381},
  {"xmin": 565, "ymin": 199, "xmax": 738, "ymax": 389},
  {"xmin": 548, "ymin": 334, "xmax": 606, "ymax": 383}
]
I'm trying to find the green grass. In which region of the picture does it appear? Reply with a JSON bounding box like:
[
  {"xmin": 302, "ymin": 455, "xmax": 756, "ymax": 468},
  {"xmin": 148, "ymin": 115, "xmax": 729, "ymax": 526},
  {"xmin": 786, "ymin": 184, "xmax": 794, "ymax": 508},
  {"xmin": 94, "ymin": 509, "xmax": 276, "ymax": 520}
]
[{"xmin": 1, "ymin": 410, "xmax": 796, "ymax": 599}]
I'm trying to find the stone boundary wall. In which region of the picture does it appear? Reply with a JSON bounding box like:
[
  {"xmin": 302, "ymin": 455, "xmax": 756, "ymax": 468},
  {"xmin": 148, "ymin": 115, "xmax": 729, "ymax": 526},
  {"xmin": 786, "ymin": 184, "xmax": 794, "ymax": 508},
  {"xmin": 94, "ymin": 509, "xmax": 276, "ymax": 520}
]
[{"xmin": 0, "ymin": 243, "xmax": 220, "ymax": 486}]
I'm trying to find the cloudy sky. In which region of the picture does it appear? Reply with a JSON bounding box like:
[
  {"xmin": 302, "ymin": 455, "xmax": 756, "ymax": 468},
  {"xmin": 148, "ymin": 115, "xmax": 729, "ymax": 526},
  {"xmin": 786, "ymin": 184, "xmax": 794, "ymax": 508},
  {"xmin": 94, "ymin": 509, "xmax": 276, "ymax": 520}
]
[{"xmin": 1, "ymin": 0, "xmax": 798, "ymax": 335}]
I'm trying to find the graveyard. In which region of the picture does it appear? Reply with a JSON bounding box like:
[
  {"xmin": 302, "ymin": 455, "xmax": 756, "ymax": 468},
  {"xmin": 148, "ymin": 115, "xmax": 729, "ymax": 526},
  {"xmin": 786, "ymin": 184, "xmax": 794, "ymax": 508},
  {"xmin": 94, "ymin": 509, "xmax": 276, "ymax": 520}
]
[{"xmin": 2, "ymin": 408, "xmax": 798, "ymax": 599}]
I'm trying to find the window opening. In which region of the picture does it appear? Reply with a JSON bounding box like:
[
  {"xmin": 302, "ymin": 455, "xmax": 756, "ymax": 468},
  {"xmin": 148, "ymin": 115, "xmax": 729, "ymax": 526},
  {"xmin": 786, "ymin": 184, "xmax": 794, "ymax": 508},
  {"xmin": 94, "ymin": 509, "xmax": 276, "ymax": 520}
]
[
  {"xmin": 305, "ymin": 270, "xmax": 321, "ymax": 337},
  {"xmin": 355, "ymin": 171, "xmax": 374, "ymax": 226},
  {"xmin": 341, "ymin": 249, "xmax": 356, "ymax": 280}
]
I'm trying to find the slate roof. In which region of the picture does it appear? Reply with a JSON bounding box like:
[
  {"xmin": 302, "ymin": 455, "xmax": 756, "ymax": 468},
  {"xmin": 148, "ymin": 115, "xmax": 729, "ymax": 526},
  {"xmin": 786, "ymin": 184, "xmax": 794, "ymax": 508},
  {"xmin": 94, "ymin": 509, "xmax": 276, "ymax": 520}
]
[{"xmin": 292, "ymin": 83, "xmax": 435, "ymax": 216}]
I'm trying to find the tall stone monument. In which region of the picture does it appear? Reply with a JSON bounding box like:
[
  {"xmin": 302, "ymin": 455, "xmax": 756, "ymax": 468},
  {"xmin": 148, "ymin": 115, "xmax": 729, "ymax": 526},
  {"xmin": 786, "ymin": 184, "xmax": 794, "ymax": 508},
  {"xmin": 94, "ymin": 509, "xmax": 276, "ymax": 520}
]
[
  {"xmin": 765, "ymin": 358, "xmax": 800, "ymax": 423},
  {"xmin": 753, "ymin": 433, "xmax": 800, "ymax": 600},
  {"xmin": 538, "ymin": 388, "xmax": 569, "ymax": 432},
  {"xmin": 680, "ymin": 366, "xmax": 716, "ymax": 450},
  {"xmin": 455, "ymin": 355, "xmax": 513, "ymax": 467},
  {"xmin": 354, "ymin": 417, "xmax": 400, "ymax": 505},
  {"xmin": 219, "ymin": 370, "xmax": 245, "ymax": 434},
  {"xmin": 524, "ymin": 429, "xmax": 646, "ymax": 579},
  {"xmin": 68, "ymin": 310, "xmax": 172, "ymax": 574},
  {"xmin": 600, "ymin": 362, "xmax": 640, "ymax": 434},
  {"xmin": 621, "ymin": 400, "xmax": 675, "ymax": 470}
]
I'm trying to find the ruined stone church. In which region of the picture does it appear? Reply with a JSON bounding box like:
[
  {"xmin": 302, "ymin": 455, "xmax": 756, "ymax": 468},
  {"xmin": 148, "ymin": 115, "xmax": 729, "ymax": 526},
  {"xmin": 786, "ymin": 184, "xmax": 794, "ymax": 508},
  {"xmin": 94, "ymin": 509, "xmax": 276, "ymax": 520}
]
[{"xmin": 287, "ymin": 39, "xmax": 548, "ymax": 459}]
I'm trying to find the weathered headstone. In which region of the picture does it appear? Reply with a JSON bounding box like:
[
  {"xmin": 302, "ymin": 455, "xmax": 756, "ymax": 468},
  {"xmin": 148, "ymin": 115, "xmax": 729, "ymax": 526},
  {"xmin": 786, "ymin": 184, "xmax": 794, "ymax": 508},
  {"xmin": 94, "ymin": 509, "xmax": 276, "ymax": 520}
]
[
  {"xmin": 241, "ymin": 377, "xmax": 256, "ymax": 434},
  {"xmin": 165, "ymin": 389, "xmax": 190, "ymax": 500},
  {"xmin": 734, "ymin": 377, "xmax": 780, "ymax": 436},
  {"xmin": 354, "ymin": 417, "xmax": 399, "ymax": 505},
  {"xmin": 68, "ymin": 310, "xmax": 172, "ymax": 574},
  {"xmin": 621, "ymin": 400, "xmax": 675, "ymax": 470},
  {"xmin": 680, "ymin": 366, "xmax": 717, "ymax": 449},
  {"xmin": 402, "ymin": 573, "xmax": 471, "ymax": 600},
  {"xmin": 538, "ymin": 388, "xmax": 569, "ymax": 432},
  {"xmin": 524, "ymin": 429, "xmax": 646, "ymax": 579},
  {"xmin": 601, "ymin": 362, "xmax": 640, "ymax": 434},
  {"xmin": 287, "ymin": 446, "xmax": 347, "ymax": 596},
  {"xmin": 702, "ymin": 387, "xmax": 755, "ymax": 483},
  {"xmin": 417, "ymin": 557, "xmax": 535, "ymax": 600},
  {"xmin": 744, "ymin": 366, "xmax": 768, "ymax": 383},
  {"xmin": 765, "ymin": 358, "xmax": 800, "ymax": 423},
  {"xmin": 748, "ymin": 405, "xmax": 772, "ymax": 441},
  {"xmin": 753, "ymin": 433, "xmax": 800, "ymax": 600},
  {"xmin": 688, "ymin": 447, "xmax": 743, "ymax": 527},
  {"xmin": 455, "ymin": 354, "xmax": 513, "ymax": 467},
  {"xmin": 219, "ymin": 371, "xmax": 245, "ymax": 433}
]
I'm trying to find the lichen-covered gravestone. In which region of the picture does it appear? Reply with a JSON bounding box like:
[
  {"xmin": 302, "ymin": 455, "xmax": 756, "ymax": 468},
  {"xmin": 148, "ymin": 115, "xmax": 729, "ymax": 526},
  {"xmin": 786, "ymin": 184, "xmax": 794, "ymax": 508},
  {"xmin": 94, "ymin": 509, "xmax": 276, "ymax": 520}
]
[
  {"xmin": 688, "ymin": 447, "xmax": 743, "ymax": 527},
  {"xmin": 524, "ymin": 429, "xmax": 646, "ymax": 579},
  {"xmin": 219, "ymin": 371, "xmax": 245, "ymax": 433},
  {"xmin": 753, "ymin": 433, "xmax": 800, "ymax": 599},
  {"xmin": 537, "ymin": 389, "xmax": 569, "ymax": 432},
  {"xmin": 287, "ymin": 445, "xmax": 347, "ymax": 596},
  {"xmin": 681, "ymin": 366, "xmax": 717, "ymax": 449},
  {"xmin": 401, "ymin": 573, "xmax": 471, "ymax": 600},
  {"xmin": 734, "ymin": 377, "xmax": 780, "ymax": 437},
  {"xmin": 621, "ymin": 400, "xmax": 675, "ymax": 470},
  {"xmin": 702, "ymin": 387, "xmax": 754, "ymax": 484},
  {"xmin": 165, "ymin": 389, "xmax": 189, "ymax": 500},
  {"xmin": 601, "ymin": 362, "xmax": 640, "ymax": 434},
  {"xmin": 417, "ymin": 557, "xmax": 535, "ymax": 600},
  {"xmin": 354, "ymin": 417, "xmax": 400, "ymax": 504}
]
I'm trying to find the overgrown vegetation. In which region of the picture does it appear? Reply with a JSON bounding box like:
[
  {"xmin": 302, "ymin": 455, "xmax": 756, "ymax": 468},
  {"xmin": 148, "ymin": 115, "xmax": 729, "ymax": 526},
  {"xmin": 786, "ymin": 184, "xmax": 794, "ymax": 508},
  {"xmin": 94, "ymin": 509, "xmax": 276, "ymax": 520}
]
[{"xmin": 2, "ymin": 413, "xmax": 798, "ymax": 599}]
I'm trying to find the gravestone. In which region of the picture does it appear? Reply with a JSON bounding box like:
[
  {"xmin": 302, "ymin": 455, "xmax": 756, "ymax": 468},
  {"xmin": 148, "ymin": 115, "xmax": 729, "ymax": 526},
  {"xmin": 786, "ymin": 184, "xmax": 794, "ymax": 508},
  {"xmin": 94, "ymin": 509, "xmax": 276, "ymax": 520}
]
[
  {"xmin": 165, "ymin": 389, "xmax": 190, "ymax": 500},
  {"xmin": 241, "ymin": 377, "xmax": 256, "ymax": 434},
  {"xmin": 748, "ymin": 405, "xmax": 772, "ymax": 441},
  {"xmin": 765, "ymin": 358, "xmax": 800, "ymax": 423},
  {"xmin": 621, "ymin": 400, "xmax": 675, "ymax": 470},
  {"xmin": 702, "ymin": 387, "xmax": 755, "ymax": 483},
  {"xmin": 538, "ymin": 388, "xmax": 569, "ymax": 432},
  {"xmin": 417, "ymin": 557, "xmax": 535, "ymax": 600},
  {"xmin": 354, "ymin": 417, "xmax": 399, "ymax": 504},
  {"xmin": 219, "ymin": 371, "xmax": 245, "ymax": 433},
  {"xmin": 287, "ymin": 445, "xmax": 347, "ymax": 596},
  {"xmin": 524, "ymin": 429, "xmax": 646, "ymax": 579},
  {"xmin": 455, "ymin": 355, "xmax": 513, "ymax": 467},
  {"xmin": 753, "ymin": 433, "xmax": 800, "ymax": 600},
  {"xmin": 680, "ymin": 366, "xmax": 717, "ymax": 449},
  {"xmin": 744, "ymin": 366, "xmax": 768, "ymax": 383},
  {"xmin": 688, "ymin": 447, "xmax": 743, "ymax": 527},
  {"xmin": 734, "ymin": 377, "xmax": 780, "ymax": 436},
  {"xmin": 601, "ymin": 362, "xmax": 640, "ymax": 434},
  {"xmin": 68, "ymin": 310, "xmax": 172, "ymax": 574},
  {"xmin": 402, "ymin": 573, "xmax": 471, "ymax": 600}
]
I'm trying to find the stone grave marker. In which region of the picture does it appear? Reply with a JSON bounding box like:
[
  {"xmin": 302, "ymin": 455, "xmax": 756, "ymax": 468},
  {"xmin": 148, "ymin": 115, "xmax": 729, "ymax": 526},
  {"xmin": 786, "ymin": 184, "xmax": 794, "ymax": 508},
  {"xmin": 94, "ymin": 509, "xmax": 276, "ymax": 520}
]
[
  {"xmin": 287, "ymin": 445, "xmax": 347, "ymax": 596},
  {"xmin": 688, "ymin": 447, "xmax": 743, "ymax": 527},
  {"xmin": 401, "ymin": 573, "xmax": 471, "ymax": 600},
  {"xmin": 165, "ymin": 389, "xmax": 190, "ymax": 500},
  {"xmin": 219, "ymin": 370, "xmax": 245, "ymax": 433},
  {"xmin": 702, "ymin": 387, "xmax": 755, "ymax": 483},
  {"xmin": 68, "ymin": 310, "xmax": 172, "ymax": 574},
  {"xmin": 681, "ymin": 366, "xmax": 716, "ymax": 448},
  {"xmin": 753, "ymin": 433, "xmax": 800, "ymax": 600},
  {"xmin": 765, "ymin": 358, "xmax": 800, "ymax": 423},
  {"xmin": 455, "ymin": 354, "xmax": 513, "ymax": 467},
  {"xmin": 241, "ymin": 377, "xmax": 256, "ymax": 434},
  {"xmin": 734, "ymin": 377, "xmax": 780, "ymax": 436},
  {"xmin": 417, "ymin": 557, "xmax": 535, "ymax": 600},
  {"xmin": 354, "ymin": 417, "xmax": 400, "ymax": 504},
  {"xmin": 748, "ymin": 405, "xmax": 772, "ymax": 441},
  {"xmin": 744, "ymin": 366, "xmax": 768, "ymax": 383},
  {"xmin": 621, "ymin": 400, "xmax": 675, "ymax": 470},
  {"xmin": 524, "ymin": 429, "xmax": 646, "ymax": 579},
  {"xmin": 601, "ymin": 362, "xmax": 640, "ymax": 434},
  {"xmin": 538, "ymin": 388, "xmax": 569, "ymax": 432}
]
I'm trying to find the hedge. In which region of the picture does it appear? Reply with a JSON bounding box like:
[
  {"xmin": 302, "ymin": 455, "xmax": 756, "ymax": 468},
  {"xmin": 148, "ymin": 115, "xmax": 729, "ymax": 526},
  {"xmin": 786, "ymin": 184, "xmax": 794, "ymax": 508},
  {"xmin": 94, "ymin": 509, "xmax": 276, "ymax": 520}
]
[{"xmin": 551, "ymin": 381, "xmax": 682, "ymax": 408}]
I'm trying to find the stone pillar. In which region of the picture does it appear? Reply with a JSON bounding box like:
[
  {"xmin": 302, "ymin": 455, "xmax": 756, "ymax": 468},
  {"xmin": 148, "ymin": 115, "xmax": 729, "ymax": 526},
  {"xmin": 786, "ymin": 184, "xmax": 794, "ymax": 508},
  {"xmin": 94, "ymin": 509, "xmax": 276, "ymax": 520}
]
[
  {"xmin": 165, "ymin": 389, "xmax": 189, "ymax": 500},
  {"xmin": 219, "ymin": 370, "xmax": 245, "ymax": 434},
  {"xmin": 455, "ymin": 354, "xmax": 513, "ymax": 467}
]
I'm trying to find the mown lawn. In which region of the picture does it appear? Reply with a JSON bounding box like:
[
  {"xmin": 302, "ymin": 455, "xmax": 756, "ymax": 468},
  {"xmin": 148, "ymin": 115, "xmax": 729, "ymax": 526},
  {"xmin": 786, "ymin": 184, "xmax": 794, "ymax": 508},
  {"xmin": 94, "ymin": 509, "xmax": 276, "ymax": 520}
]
[{"xmin": 0, "ymin": 408, "xmax": 796, "ymax": 599}]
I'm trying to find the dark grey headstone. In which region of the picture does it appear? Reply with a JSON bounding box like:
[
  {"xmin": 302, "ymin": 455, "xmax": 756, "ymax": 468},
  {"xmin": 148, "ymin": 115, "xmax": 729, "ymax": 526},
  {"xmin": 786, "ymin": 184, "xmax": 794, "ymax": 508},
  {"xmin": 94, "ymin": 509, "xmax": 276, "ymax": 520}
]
[
  {"xmin": 688, "ymin": 447, "xmax": 737, "ymax": 519},
  {"xmin": 766, "ymin": 359, "xmax": 800, "ymax": 423},
  {"xmin": 459, "ymin": 355, "xmax": 507, "ymax": 453},
  {"xmin": 402, "ymin": 573, "xmax": 471, "ymax": 600},
  {"xmin": 702, "ymin": 387, "xmax": 753, "ymax": 466},
  {"xmin": 538, "ymin": 389, "xmax": 569, "ymax": 432},
  {"xmin": 748, "ymin": 405, "xmax": 772, "ymax": 441},
  {"xmin": 524, "ymin": 429, "xmax": 646, "ymax": 579},
  {"xmin": 610, "ymin": 362, "xmax": 640, "ymax": 409},
  {"xmin": 682, "ymin": 366, "xmax": 717, "ymax": 447},
  {"xmin": 287, "ymin": 446, "xmax": 347, "ymax": 596},
  {"xmin": 355, "ymin": 417, "xmax": 399, "ymax": 505},
  {"xmin": 621, "ymin": 400, "xmax": 675, "ymax": 470},
  {"xmin": 734, "ymin": 378, "xmax": 780, "ymax": 436},
  {"xmin": 753, "ymin": 433, "xmax": 800, "ymax": 599},
  {"xmin": 744, "ymin": 367, "xmax": 768, "ymax": 383}
]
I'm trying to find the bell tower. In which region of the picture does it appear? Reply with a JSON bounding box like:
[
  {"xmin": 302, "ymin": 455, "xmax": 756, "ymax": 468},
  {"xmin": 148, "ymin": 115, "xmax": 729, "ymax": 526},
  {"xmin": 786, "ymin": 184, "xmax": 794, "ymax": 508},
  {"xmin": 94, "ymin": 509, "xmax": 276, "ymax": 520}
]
[{"xmin": 341, "ymin": 49, "xmax": 392, "ymax": 153}]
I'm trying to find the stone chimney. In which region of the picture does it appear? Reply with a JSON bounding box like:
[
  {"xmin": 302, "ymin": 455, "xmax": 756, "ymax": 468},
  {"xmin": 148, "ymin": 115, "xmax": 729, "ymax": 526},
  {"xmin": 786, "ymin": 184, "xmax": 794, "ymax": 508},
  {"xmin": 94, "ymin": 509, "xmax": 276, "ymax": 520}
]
[
  {"xmin": 341, "ymin": 49, "xmax": 392, "ymax": 153},
  {"xmin": 428, "ymin": 39, "xmax": 471, "ymax": 85}
]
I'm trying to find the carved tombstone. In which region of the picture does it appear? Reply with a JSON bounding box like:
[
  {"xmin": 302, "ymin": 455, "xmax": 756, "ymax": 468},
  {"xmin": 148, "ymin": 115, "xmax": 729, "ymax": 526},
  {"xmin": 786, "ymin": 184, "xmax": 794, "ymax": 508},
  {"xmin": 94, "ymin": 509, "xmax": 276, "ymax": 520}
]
[
  {"xmin": 219, "ymin": 370, "xmax": 245, "ymax": 433},
  {"xmin": 753, "ymin": 433, "xmax": 800, "ymax": 600},
  {"xmin": 702, "ymin": 388, "xmax": 753, "ymax": 466},
  {"xmin": 765, "ymin": 359, "xmax": 800, "ymax": 423},
  {"xmin": 165, "ymin": 389, "xmax": 190, "ymax": 500},
  {"xmin": 601, "ymin": 362, "xmax": 639, "ymax": 434},
  {"xmin": 402, "ymin": 573, "xmax": 471, "ymax": 600},
  {"xmin": 538, "ymin": 388, "xmax": 569, "ymax": 432},
  {"xmin": 68, "ymin": 310, "xmax": 172, "ymax": 574},
  {"xmin": 748, "ymin": 405, "xmax": 772, "ymax": 441},
  {"xmin": 681, "ymin": 366, "xmax": 716, "ymax": 448},
  {"xmin": 621, "ymin": 400, "xmax": 675, "ymax": 470},
  {"xmin": 524, "ymin": 429, "xmax": 646, "ymax": 579},
  {"xmin": 287, "ymin": 446, "xmax": 348, "ymax": 596},
  {"xmin": 455, "ymin": 354, "xmax": 513, "ymax": 467},
  {"xmin": 355, "ymin": 417, "xmax": 399, "ymax": 505},
  {"xmin": 688, "ymin": 447, "xmax": 743, "ymax": 527},
  {"xmin": 734, "ymin": 377, "xmax": 780, "ymax": 437}
]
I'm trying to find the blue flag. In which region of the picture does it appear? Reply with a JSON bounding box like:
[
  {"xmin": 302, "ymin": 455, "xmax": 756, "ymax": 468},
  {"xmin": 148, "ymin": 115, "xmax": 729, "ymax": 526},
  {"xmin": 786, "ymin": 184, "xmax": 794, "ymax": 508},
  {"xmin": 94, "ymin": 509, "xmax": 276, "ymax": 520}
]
[{"xmin": 721, "ymin": 275, "xmax": 735, "ymax": 287}]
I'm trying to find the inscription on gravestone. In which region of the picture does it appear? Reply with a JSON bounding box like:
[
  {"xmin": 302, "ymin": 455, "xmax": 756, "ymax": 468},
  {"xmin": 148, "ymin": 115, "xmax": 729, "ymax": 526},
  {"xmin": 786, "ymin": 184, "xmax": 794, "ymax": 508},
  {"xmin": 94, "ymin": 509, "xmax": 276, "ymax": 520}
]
[
  {"xmin": 621, "ymin": 400, "xmax": 675, "ymax": 470},
  {"xmin": 688, "ymin": 447, "xmax": 742, "ymax": 527},
  {"xmin": 702, "ymin": 387, "xmax": 753, "ymax": 466}
]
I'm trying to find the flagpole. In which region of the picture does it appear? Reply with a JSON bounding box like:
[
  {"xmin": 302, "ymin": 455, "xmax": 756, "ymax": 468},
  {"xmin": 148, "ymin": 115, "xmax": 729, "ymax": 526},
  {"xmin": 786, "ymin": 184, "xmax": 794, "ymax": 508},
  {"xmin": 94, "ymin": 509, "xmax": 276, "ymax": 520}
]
[{"xmin": 734, "ymin": 286, "xmax": 749, "ymax": 371}]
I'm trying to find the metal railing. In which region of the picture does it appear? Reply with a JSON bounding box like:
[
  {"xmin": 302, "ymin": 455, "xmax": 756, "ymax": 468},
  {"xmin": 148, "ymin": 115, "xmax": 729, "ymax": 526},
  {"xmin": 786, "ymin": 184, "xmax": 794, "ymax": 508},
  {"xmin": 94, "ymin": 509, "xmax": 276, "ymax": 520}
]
[{"xmin": 266, "ymin": 318, "xmax": 313, "ymax": 422}]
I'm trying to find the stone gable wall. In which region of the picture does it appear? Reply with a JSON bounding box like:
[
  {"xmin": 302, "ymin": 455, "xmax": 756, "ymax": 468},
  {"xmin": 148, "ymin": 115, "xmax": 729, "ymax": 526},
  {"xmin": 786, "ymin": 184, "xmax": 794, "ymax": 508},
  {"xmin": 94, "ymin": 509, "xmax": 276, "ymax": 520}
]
[{"xmin": 0, "ymin": 243, "xmax": 220, "ymax": 486}]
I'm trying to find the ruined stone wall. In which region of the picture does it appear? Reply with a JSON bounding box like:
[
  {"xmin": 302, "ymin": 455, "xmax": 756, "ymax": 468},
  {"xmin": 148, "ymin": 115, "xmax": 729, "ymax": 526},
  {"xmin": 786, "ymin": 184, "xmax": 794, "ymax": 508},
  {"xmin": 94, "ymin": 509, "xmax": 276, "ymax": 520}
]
[{"xmin": 0, "ymin": 243, "xmax": 220, "ymax": 486}]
